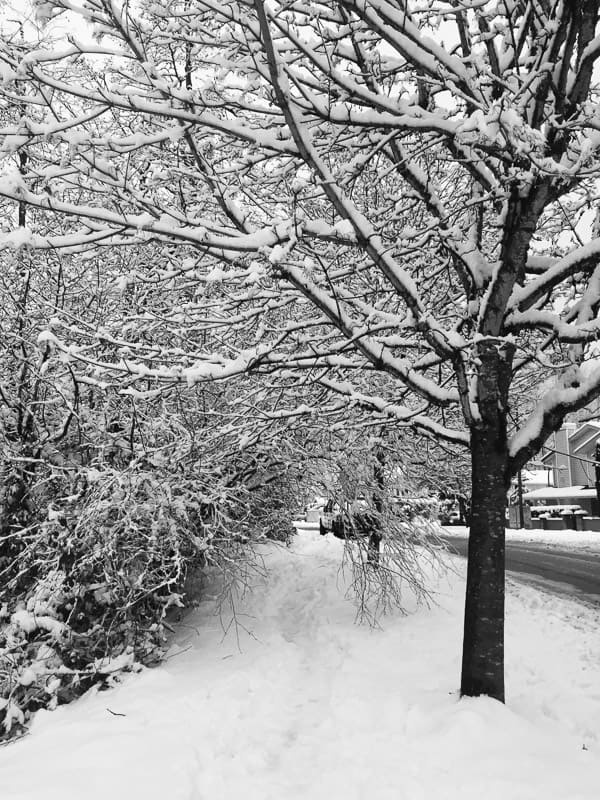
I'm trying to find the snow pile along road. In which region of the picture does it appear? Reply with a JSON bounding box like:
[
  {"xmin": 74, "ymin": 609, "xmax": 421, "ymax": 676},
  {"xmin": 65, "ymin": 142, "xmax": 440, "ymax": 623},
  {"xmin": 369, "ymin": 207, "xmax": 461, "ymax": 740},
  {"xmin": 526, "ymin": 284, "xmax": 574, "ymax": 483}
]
[{"xmin": 0, "ymin": 530, "xmax": 599, "ymax": 800}]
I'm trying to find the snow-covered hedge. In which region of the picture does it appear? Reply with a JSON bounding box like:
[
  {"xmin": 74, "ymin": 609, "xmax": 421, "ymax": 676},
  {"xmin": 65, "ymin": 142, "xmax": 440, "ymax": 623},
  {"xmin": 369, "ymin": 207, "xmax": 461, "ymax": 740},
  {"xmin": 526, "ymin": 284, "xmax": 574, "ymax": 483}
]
[{"xmin": 0, "ymin": 458, "xmax": 291, "ymax": 740}]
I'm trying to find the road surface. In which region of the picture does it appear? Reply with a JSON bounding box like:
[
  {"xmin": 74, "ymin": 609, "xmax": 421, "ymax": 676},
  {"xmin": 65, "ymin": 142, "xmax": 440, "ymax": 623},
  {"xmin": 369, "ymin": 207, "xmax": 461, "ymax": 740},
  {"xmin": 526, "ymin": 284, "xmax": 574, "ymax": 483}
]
[{"xmin": 442, "ymin": 533, "xmax": 600, "ymax": 603}]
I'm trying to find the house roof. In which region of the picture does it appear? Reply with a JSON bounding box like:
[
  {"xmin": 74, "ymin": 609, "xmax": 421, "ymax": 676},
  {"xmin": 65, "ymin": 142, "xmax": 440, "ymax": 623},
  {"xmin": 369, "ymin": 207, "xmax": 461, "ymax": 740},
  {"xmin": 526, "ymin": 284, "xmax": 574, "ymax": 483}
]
[
  {"xmin": 570, "ymin": 423, "xmax": 600, "ymax": 454},
  {"xmin": 522, "ymin": 485, "xmax": 598, "ymax": 500},
  {"xmin": 538, "ymin": 421, "xmax": 600, "ymax": 462},
  {"xmin": 520, "ymin": 469, "xmax": 552, "ymax": 488},
  {"xmin": 572, "ymin": 433, "xmax": 600, "ymax": 454}
]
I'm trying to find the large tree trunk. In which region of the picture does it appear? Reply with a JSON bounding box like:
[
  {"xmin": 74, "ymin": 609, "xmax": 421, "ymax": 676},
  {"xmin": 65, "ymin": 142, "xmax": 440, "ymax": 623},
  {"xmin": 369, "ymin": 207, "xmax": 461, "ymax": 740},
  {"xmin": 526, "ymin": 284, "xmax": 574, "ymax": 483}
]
[{"xmin": 460, "ymin": 344, "xmax": 512, "ymax": 703}]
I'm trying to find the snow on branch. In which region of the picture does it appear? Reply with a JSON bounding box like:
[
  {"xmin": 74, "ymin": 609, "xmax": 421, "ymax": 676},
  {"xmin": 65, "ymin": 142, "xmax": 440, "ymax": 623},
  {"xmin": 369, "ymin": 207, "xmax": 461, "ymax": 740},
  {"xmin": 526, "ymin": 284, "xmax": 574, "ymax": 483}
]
[
  {"xmin": 318, "ymin": 374, "xmax": 468, "ymax": 447},
  {"xmin": 509, "ymin": 366, "xmax": 600, "ymax": 474},
  {"xmin": 510, "ymin": 239, "xmax": 600, "ymax": 314}
]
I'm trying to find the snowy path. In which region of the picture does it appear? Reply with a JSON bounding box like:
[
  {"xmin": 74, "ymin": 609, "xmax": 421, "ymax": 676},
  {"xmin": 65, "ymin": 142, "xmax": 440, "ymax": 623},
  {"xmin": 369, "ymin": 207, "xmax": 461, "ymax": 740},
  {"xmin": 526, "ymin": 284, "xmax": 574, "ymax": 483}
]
[{"xmin": 1, "ymin": 531, "xmax": 600, "ymax": 800}]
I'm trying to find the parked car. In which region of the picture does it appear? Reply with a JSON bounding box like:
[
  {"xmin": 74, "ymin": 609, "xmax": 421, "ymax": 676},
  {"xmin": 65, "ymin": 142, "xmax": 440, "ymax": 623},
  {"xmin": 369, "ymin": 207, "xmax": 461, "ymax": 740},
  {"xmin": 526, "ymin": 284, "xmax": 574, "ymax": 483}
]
[{"xmin": 319, "ymin": 499, "xmax": 378, "ymax": 541}]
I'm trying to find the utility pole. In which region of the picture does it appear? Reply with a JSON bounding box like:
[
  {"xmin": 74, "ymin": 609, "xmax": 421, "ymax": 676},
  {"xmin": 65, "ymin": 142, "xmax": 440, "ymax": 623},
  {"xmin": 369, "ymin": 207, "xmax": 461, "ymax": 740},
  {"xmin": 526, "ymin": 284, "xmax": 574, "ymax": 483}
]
[
  {"xmin": 517, "ymin": 469, "xmax": 524, "ymax": 529},
  {"xmin": 595, "ymin": 443, "xmax": 600, "ymax": 507}
]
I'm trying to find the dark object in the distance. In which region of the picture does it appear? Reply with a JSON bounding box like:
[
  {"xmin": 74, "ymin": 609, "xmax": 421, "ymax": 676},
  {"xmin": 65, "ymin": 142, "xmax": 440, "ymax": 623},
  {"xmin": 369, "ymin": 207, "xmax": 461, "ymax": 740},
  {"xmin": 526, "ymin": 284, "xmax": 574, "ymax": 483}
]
[{"xmin": 319, "ymin": 509, "xmax": 379, "ymax": 541}]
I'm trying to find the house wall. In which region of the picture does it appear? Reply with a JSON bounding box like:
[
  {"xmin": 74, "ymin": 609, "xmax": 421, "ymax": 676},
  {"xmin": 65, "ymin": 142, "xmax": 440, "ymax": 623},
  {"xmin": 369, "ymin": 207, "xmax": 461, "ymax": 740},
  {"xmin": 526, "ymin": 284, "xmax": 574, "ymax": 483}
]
[
  {"xmin": 541, "ymin": 422, "xmax": 600, "ymax": 487},
  {"xmin": 553, "ymin": 426, "xmax": 575, "ymax": 487},
  {"xmin": 569, "ymin": 425, "xmax": 600, "ymax": 487},
  {"xmin": 572, "ymin": 455, "xmax": 593, "ymax": 486}
]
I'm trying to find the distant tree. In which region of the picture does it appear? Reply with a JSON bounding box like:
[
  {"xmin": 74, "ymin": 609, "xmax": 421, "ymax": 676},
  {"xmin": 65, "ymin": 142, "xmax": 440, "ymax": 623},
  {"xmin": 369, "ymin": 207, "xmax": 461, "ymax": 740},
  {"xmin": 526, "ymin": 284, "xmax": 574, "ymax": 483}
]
[{"xmin": 2, "ymin": 1, "xmax": 600, "ymax": 702}]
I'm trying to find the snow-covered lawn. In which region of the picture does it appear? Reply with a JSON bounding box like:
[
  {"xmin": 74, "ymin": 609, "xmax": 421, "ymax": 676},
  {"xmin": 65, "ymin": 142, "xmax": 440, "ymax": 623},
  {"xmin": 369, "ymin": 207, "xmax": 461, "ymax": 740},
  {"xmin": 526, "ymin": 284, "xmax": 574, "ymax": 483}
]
[
  {"xmin": 1, "ymin": 530, "xmax": 599, "ymax": 800},
  {"xmin": 444, "ymin": 523, "xmax": 600, "ymax": 553}
]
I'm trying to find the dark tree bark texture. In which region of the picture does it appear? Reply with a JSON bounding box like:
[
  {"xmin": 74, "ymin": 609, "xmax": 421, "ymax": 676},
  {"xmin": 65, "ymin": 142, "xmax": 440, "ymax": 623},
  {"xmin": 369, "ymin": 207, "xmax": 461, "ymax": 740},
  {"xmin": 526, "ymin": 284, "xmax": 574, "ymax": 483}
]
[{"xmin": 460, "ymin": 343, "xmax": 512, "ymax": 702}]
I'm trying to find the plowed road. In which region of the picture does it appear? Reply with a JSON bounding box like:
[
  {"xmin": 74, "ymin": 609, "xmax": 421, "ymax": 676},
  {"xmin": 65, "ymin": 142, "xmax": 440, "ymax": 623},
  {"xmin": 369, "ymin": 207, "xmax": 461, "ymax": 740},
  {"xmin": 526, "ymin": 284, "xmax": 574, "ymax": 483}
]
[{"xmin": 442, "ymin": 534, "xmax": 600, "ymax": 602}]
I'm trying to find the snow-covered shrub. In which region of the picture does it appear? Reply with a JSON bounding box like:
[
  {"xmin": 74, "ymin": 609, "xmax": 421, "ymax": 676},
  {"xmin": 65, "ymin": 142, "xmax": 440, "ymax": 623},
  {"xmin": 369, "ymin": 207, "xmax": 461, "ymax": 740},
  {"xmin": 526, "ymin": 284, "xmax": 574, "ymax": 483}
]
[{"xmin": 0, "ymin": 459, "xmax": 281, "ymax": 739}]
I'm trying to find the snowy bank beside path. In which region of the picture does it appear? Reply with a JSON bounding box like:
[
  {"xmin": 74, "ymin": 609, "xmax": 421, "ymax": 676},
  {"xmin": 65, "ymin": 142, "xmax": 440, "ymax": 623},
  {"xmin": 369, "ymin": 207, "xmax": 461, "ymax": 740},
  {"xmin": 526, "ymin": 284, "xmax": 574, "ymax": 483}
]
[
  {"xmin": 0, "ymin": 531, "xmax": 599, "ymax": 800},
  {"xmin": 444, "ymin": 523, "xmax": 600, "ymax": 553}
]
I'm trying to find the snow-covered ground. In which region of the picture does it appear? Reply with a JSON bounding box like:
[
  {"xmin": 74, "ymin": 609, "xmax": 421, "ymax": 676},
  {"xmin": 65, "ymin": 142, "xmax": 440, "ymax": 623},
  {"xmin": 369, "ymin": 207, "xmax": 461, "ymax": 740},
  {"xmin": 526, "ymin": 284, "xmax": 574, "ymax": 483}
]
[
  {"xmin": 444, "ymin": 524, "xmax": 600, "ymax": 553},
  {"xmin": 1, "ymin": 530, "xmax": 599, "ymax": 800}
]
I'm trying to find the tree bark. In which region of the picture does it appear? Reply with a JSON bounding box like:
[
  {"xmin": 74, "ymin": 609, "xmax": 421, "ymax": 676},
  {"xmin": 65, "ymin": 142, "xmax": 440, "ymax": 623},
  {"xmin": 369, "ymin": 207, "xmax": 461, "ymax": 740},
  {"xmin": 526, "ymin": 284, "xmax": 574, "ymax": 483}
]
[
  {"xmin": 460, "ymin": 343, "xmax": 511, "ymax": 703},
  {"xmin": 368, "ymin": 446, "xmax": 385, "ymax": 566},
  {"xmin": 457, "ymin": 495, "xmax": 471, "ymax": 526}
]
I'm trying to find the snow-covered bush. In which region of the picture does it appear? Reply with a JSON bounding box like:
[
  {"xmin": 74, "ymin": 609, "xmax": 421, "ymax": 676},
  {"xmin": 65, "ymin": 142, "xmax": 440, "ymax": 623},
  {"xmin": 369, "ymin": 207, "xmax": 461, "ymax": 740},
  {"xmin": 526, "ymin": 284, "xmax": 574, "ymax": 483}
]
[{"xmin": 0, "ymin": 454, "xmax": 291, "ymax": 740}]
